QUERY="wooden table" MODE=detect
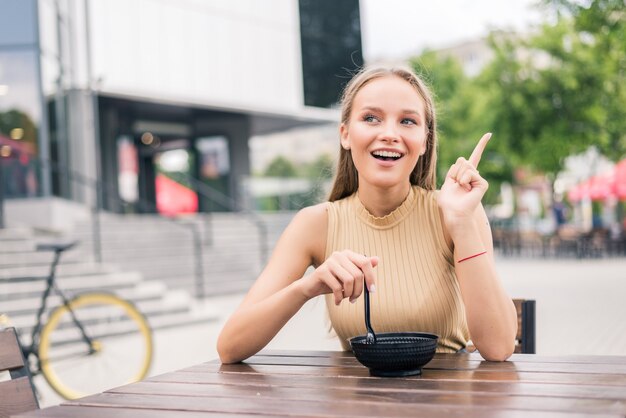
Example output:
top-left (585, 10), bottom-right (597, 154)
top-left (15, 350), bottom-right (626, 417)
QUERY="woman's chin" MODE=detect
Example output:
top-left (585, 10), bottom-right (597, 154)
top-left (361, 175), bottom-right (408, 190)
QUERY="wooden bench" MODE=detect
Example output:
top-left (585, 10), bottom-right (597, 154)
top-left (0, 327), bottom-right (39, 418)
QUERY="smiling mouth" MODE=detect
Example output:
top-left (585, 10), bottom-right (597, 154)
top-left (371, 151), bottom-right (403, 161)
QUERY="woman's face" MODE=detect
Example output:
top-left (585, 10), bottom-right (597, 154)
top-left (341, 75), bottom-right (428, 190)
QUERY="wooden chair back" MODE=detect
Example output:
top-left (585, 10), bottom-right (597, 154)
top-left (513, 299), bottom-right (536, 354)
top-left (0, 327), bottom-right (39, 418)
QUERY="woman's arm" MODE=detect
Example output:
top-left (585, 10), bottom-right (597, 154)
top-left (217, 203), bottom-right (377, 364)
top-left (446, 204), bottom-right (517, 361)
top-left (437, 133), bottom-right (517, 361)
top-left (216, 205), bottom-right (324, 364)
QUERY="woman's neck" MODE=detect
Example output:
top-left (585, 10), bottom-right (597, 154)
top-left (357, 182), bottom-right (411, 217)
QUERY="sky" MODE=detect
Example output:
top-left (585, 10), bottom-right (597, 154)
top-left (360, 0), bottom-right (545, 61)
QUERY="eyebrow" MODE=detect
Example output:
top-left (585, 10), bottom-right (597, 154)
top-left (360, 106), bottom-right (423, 117)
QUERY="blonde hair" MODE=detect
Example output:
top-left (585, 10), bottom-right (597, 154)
top-left (328, 67), bottom-right (438, 202)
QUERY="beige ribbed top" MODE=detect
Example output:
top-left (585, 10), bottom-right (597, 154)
top-left (324, 186), bottom-right (469, 353)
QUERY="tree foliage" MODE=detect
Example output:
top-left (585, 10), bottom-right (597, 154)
top-left (303, 153), bottom-right (335, 180)
top-left (410, 0), bottom-right (625, 197)
top-left (410, 49), bottom-right (513, 204)
top-left (263, 154), bottom-right (335, 180)
top-left (264, 156), bottom-right (298, 178)
top-left (0, 109), bottom-right (38, 146)
top-left (488, 0), bottom-right (626, 171)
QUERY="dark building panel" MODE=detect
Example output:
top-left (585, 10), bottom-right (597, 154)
top-left (299, 0), bottom-right (364, 108)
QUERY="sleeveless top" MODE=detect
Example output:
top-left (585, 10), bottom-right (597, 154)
top-left (324, 186), bottom-right (470, 353)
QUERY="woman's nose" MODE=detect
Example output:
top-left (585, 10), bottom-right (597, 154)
top-left (380, 122), bottom-right (400, 142)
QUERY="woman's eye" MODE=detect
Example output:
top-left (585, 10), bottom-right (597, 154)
top-left (401, 118), bottom-right (417, 125)
top-left (363, 115), bottom-right (379, 123)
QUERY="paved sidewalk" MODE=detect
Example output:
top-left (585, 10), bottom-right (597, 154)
top-left (36, 256), bottom-right (626, 407)
top-left (494, 257), bottom-right (626, 356)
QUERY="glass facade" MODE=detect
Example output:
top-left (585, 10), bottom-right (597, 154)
top-left (196, 136), bottom-right (231, 212)
top-left (0, 0), bottom-right (361, 220)
top-left (0, 0), bottom-right (43, 198)
top-left (39, 0), bottom-right (73, 200)
top-left (298, 0), bottom-right (364, 108)
top-left (0, 0), bottom-right (76, 200)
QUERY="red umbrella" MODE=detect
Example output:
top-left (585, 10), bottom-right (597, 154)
top-left (567, 183), bottom-right (581, 202)
top-left (589, 172), bottom-right (615, 201)
top-left (614, 159), bottom-right (626, 200)
top-left (567, 159), bottom-right (626, 202)
top-left (568, 179), bottom-right (591, 202)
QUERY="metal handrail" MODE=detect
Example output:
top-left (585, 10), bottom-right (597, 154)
top-left (27, 158), bottom-right (207, 298)
top-left (168, 172), bottom-right (269, 265)
top-left (4, 157), bottom-right (271, 298)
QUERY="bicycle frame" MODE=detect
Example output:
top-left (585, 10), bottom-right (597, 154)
top-left (22, 248), bottom-right (96, 374)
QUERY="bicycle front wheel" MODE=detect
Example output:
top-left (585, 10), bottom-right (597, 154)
top-left (39, 292), bottom-right (153, 399)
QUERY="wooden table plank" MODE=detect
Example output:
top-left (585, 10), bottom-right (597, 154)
top-left (149, 370), bottom-right (626, 400)
top-left (258, 350), bottom-right (626, 365)
top-left (14, 350), bottom-right (626, 418)
top-left (14, 406), bottom-right (262, 418)
top-left (186, 362), bottom-right (626, 386)
top-left (243, 354), bottom-right (626, 375)
top-left (63, 392), bottom-right (621, 418)
top-left (105, 380), bottom-right (626, 415)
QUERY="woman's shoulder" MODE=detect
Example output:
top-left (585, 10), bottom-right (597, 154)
top-left (290, 203), bottom-right (329, 266)
top-left (288, 202), bottom-right (331, 238)
top-left (294, 202), bottom-right (329, 223)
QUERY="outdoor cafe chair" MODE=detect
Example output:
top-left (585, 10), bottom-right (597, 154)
top-left (0, 327), bottom-right (39, 418)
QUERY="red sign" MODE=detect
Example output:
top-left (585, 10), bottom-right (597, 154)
top-left (155, 174), bottom-right (198, 216)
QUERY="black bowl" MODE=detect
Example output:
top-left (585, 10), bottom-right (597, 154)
top-left (349, 332), bottom-right (438, 377)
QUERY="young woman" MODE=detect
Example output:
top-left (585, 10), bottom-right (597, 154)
top-left (217, 67), bottom-right (517, 363)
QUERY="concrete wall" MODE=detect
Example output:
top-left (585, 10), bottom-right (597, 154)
top-left (6, 197), bottom-right (91, 231)
top-left (88, 0), bottom-right (304, 113)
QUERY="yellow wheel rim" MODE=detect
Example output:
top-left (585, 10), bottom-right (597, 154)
top-left (39, 293), bottom-right (153, 399)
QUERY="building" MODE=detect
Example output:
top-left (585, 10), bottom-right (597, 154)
top-left (0, 0), bottom-right (363, 228)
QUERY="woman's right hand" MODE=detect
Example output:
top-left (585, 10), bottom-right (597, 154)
top-left (298, 250), bottom-right (378, 305)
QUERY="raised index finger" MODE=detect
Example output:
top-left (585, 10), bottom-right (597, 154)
top-left (468, 132), bottom-right (492, 168)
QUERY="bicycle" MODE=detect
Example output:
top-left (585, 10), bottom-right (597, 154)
top-left (0, 241), bottom-right (153, 400)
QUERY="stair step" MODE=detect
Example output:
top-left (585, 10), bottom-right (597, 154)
top-left (14, 302), bottom-right (219, 349)
top-left (0, 250), bottom-right (85, 267)
top-left (0, 240), bottom-right (37, 253)
top-left (0, 228), bottom-right (34, 240)
top-left (0, 282), bottom-right (166, 317)
top-left (0, 272), bottom-right (143, 300)
top-left (65, 212), bottom-right (294, 298)
top-left (8, 289), bottom-right (195, 338)
top-left (0, 263), bottom-right (112, 281)
top-left (146, 309), bottom-right (218, 331)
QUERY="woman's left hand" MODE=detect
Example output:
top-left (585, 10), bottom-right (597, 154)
top-left (437, 133), bottom-right (491, 230)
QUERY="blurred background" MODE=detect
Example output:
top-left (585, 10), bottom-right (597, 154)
top-left (1, 0), bottom-right (625, 407)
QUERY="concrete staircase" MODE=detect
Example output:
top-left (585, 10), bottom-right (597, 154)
top-left (69, 211), bottom-right (296, 298)
top-left (0, 227), bottom-right (217, 345)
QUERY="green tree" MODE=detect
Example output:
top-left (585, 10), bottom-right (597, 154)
top-left (407, 0), bottom-right (625, 206)
top-left (303, 153), bottom-right (335, 180)
top-left (0, 109), bottom-right (38, 147)
top-left (483, 0), bottom-right (626, 174)
top-left (264, 156), bottom-right (298, 178)
top-left (410, 50), bottom-right (513, 204)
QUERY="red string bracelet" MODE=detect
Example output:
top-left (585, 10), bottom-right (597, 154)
top-left (457, 251), bottom-right (487, 264)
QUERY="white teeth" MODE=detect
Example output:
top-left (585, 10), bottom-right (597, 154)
top-left (372, 150), bottom-right (402, 158)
